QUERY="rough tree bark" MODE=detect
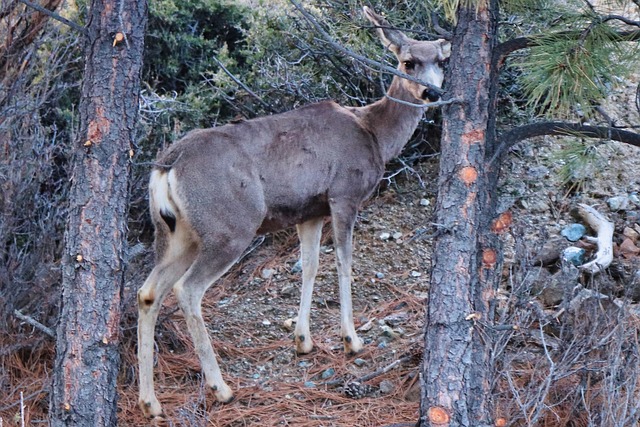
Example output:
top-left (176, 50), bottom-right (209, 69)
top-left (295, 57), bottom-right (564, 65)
top-left (420, 0), bottom-right (500, 426)
top-left (50, 1), bottom-right (147, 425)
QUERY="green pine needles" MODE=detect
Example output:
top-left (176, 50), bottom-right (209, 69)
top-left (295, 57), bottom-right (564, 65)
top-left (520, 16), bottom-right (636, 119)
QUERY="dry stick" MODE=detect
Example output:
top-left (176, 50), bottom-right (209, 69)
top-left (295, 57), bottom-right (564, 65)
top-left (17, 0), bottom-right (87, 35)
top-left (323, 354), bottom-right (413, 387)
top-left (13, 309), bottom-right (55, 338)
top-left (210, 57), bottom-right (275, 113)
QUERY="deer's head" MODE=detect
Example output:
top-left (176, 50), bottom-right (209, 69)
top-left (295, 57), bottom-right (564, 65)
top-left (364, 7), bottom-right (451, 103)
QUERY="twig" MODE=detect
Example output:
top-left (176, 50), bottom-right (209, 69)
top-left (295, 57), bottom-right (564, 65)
top-left (210, 57), bottom-right (275, 113)
top-left (288, 0), bottom-right (445, 97)
top-left (323, 354), bottom-right (413, 387)
top-left (13, 309), bottom-right (54, 338)
top-left (17, 0), bottom-right (87, 35)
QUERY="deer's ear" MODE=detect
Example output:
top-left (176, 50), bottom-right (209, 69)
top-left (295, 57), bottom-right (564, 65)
top-left (363, 6), bottom-right (409, 55)
top-left (438, 39), bottom-right (452, 60)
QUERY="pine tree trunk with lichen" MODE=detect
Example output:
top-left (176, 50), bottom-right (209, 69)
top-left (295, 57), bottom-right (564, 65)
top-left (419, 0), bottom-right (501, 425)
top-left (50, 1), bottom-right (147, 425)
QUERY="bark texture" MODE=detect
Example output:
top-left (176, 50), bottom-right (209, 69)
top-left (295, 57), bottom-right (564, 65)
top-left (420, 1), bottom-right (500, 426)
top-left (50, 1), bottom-right (146, 425)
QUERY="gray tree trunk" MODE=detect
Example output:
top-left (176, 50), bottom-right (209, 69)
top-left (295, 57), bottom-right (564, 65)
top-left (50, 1), bottom-right (147, 425)
top-left (420, 0), bottom-right (501, 425)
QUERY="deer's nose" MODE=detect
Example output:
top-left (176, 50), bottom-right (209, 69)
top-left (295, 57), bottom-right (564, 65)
top-left (422, 88), bottom-right (440, 103)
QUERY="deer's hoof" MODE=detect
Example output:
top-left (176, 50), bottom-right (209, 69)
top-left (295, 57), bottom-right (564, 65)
top-left (295, 334), bottom-right (314, 354)
top-left (139, 397), bottom-right (164, 419)
top-left (212, 382), bottom-right (234, 403)
top-left (343, 334), bottom-right (363, 355)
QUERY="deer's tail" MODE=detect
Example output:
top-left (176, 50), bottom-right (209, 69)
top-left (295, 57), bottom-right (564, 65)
top-left (149, 169), bottom-right (178, 233)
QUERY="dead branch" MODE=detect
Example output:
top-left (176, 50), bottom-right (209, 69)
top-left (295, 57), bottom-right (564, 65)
top-left (575, 203), bottom-right (614, 274)
top-left (18, 0), bottom-right (86, 34)
top-left (13, 309), bottom-right (55, 338)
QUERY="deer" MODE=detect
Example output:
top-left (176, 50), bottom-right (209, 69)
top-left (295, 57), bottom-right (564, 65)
top-left (137, 6), bottom-right (451, 418)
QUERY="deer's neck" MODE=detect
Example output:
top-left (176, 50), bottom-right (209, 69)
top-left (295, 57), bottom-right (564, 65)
top-left (357, 77), bottom-right (425, 164)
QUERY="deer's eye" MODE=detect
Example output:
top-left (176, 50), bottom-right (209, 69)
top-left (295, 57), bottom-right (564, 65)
top-left (403, 60), bottom-right (415, 70)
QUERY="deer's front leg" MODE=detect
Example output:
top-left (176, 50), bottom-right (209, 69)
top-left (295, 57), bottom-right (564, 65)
top-left (330, 201), bottom-right (363, 354)
top-left (294, 217), bottom-right (324, 354)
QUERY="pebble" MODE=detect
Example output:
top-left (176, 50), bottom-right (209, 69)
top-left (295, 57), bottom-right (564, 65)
top-left (291, 259), bottom-right (303, 273)
top-left (377, 340), bottom-right (388, 349)
top-left (354, 358), bottom-right (366, 367)
top-left (379, 232), bottom-right (391, 240)
top-left (282, 317), bottom-right (296, 331)
top-left (392, 232), bottom-right (403, 240)
top-left (304, 381), bottom-right (316, 388)
top-left (321, 368), bottom-right (335, 379)
top-left (375, 272), bottom-right (385, 279)
top-left (630, 193), bottom-right (640, 207)
top-left (410, 271), bottom-right (422, 277)
top-left (624, 227), bottom-right (640, 242)
top-left (607, 195), bottom-right (630, 211)
top-left (261, 268), bottom-right (275, 279)
top-left (383, 311), bottom-right (409, 326)
top-left (357, 318), bottom-right (375, 332)
top-left (379, 380), bottom-right (394, 394)
top-left (380, 325), bottom-right (399, 340)
top-left (299, 361), bottom-right (312, 368)
top-left (562, 247), bottom-right (586, 266)
top-left (262, 319), bottom-right (271, 326)
top-left (561, 223), bottom-right (586, 242)
top-left (419, 198), bottom-right (430, 207)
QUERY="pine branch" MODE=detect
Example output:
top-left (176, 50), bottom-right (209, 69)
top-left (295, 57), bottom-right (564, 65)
top-left (18, 0), bottom-right (87, 35)
top-left (491, 122), bottom-right (640, 163)
top-left (495, 29), bottom-right (640, 63)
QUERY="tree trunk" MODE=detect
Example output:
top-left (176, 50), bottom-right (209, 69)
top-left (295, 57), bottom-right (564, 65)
top-left (420, 0), bottom-right (500, 426)
top-left (50, 1), bottom-right (147, 425)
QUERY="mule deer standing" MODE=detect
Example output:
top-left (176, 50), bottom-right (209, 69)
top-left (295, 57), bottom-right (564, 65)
top-left (137, 6), bottom-right (451, 418)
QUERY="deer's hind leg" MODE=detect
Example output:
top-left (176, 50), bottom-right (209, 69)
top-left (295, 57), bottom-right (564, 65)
top-left (294, 217), bottom-right (324, 354)
top-left (172, 233), bottom-right (255, 403)
top-left (138, 253), bottom-right (194, 418)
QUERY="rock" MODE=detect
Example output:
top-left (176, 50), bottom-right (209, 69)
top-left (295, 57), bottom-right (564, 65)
top-left (383, 311), bottom-right (409, 326)
top-left (375, 272), bottom-right (385, 279)
top-left (562, 247), bottom-right (586, 266)
top-left (282, 317), bottom-right (297, 331)
top-left (379, 232), bottom-right (391, 240)
top-left (357, 318), bottom-right (375, 332)
top-left (379, 380), bottom-right (394, 394)
top-left (262, 319), bottom-right (271, 326)
top-left (630, 192), bottom-right (640, 207)
top-left (410, 271), bottom-right (422, 277)
top-left (623, 227), bottom-right (640, 243)
top-left (561, 223), bottom-right (586, 242)
top-left (392, 232), bottom-right (403, 240)
top-left (619, 238), bottom-right (640, 258)
top-left (290, 259), bottom-right (303, 273)
top-left (304, 381), bottom-right (316, 388)
top-left (420, 198), bottom-right (430, 207)
top-left (299, 361), bottom-right (312, 368)
top-left (321, 368), bottom-right (335, 379)
top-left (353, 358), bottom-right (366, 367)
top-left (280, 284), bottom-right (297, 298)
top-left (380, 325), bottom-right (400, 340)
top-left (607, 195), bottom-right (630, 211)
top-left (261, 268), bottom-right (276, 279)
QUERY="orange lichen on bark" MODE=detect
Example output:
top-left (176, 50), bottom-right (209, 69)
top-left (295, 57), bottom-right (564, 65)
top-left (86, 106), bottom-right (109, 144)
top-left (482, 248), bottom-right (497, 268)
top-left (461, 128), bottom-right (485, 145)
top-left (459, 166), bottom-right (478, 185)
top-left (427, 406), bottom-right (451, 425)
top-left (491, 211), bottom-right (512, 234)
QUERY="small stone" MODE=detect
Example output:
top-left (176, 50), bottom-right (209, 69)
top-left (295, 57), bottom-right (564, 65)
top-left (624, 227), bottom-right (640, 243)
top-left (357, 318), bottom-right (375, 332)
top-left (354, 358), bottom-right (366, 367)
top-left (261, 268), bottom-right (276, 279)
top-left (291, 259), bottom-right (303, 273)
top-left (280, 284), bottom-right (296, 298)
top-left (562, 246), bottom-right (586, 266)
top-left (379, 380), bottom-right (394, 394)
top-left (392, 232), bottom-right (403, 240)
top-left (321, 245), bottom-right (334, 253)
top-left (262, 319), bottom-right (271, 326)
top-left (375, 272), bottom-right (385, 279)
top-left (379, 232), bottom-right (391, 240)
top-left (321, 368), bottom-right (335, 379)
top-left (304, 381), bottom-right (316, 388)
top-left (607, 196), bottom-right (630, 211)
top-left (299, 361), bottom-right (312, 368)
top-left (561, 223), bottom-right (586, 242)
top-left (253, 373), bottom-right (260, 379)
top-left (282, 317), bottom-right (296, 331)
top-left (377, 340), bottom-right (388, 349)
top-left (380, 325), bottom-right (399, 340)
top-left (420, 198), bottom-right (430, 207)
top-left (630, 193), bottom-right (640, 207)
top-left (619, 238), bottom-right (640, 258)
top-left (410, 271), bottom-right (422, 277)
top-left (383, 311), bottom-right (409, 326)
